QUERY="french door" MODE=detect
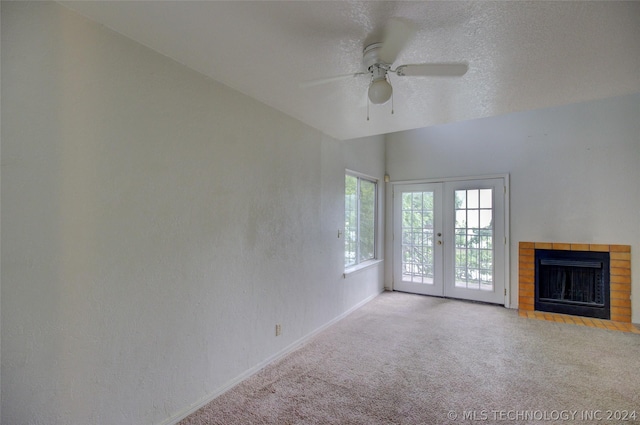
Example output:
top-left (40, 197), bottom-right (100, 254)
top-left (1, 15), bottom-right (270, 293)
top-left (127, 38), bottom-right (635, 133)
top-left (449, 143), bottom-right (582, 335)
top-left (393, 178), bottom-right (507, 305)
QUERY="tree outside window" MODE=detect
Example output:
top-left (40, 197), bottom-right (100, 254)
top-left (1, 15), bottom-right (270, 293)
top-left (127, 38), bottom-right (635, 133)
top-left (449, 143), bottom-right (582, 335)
top-left (345, 173), bottom-right (377, 268)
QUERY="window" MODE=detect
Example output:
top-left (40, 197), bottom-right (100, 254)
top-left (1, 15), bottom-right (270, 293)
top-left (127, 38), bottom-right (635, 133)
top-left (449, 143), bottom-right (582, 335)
top-left (345, 172), bottom-right (377, 268)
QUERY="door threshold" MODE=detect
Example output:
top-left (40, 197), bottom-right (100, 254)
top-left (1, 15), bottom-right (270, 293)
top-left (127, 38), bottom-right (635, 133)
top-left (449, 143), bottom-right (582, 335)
top-left (392, 290), bottom-right (505, 307)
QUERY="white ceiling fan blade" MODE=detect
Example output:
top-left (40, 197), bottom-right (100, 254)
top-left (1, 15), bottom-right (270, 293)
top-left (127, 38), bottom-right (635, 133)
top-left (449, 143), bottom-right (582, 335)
top-left (378, 18), bottom-right (417, 65)
top-left (395, 63), bottom-right (468, 77)
top-left (299, 72), bottom-right (368, 88)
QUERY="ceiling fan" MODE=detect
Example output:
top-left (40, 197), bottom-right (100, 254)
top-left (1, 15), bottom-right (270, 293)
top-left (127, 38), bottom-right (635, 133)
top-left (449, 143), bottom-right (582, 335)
top-left (301, 19), bottom-right (468, 109)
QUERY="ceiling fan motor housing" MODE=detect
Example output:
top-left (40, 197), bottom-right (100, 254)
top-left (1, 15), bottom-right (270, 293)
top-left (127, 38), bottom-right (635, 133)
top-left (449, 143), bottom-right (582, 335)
top-left (363, 43), bottom-right (388, 72)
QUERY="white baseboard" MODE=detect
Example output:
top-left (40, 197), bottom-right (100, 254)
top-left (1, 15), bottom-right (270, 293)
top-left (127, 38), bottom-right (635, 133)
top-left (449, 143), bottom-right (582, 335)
top-left (160, 290), bottom-right (383, 425)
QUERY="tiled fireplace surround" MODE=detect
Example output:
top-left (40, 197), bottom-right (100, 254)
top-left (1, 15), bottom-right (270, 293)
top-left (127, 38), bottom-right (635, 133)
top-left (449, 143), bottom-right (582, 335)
top-left (519, 242), bottom-right (632, 323)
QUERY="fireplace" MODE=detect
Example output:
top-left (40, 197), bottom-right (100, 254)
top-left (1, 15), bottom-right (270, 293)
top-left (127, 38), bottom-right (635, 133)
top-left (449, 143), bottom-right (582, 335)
top-left (535, 249), bottom-right (610, 319)
top-left (519, 242), bottom-right (631, 323)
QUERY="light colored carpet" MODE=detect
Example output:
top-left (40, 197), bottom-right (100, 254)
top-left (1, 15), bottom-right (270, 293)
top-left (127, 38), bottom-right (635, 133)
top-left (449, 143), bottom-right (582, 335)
top-left (179, 291), bottom-right (640, 424)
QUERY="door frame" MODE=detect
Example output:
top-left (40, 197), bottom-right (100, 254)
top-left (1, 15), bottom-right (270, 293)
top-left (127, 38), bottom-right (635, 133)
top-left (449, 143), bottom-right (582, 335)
top-left (390, 174), bottom-right (510, 307)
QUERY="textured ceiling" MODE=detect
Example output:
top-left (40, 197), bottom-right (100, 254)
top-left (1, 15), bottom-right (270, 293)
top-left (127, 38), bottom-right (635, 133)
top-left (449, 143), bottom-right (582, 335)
top-left (60, 1), bottom-right (640, 140)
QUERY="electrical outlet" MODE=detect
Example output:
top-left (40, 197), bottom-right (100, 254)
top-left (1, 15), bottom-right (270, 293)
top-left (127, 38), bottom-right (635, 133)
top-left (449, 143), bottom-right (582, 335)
top-left (275, 324), bottom-right (282, 336)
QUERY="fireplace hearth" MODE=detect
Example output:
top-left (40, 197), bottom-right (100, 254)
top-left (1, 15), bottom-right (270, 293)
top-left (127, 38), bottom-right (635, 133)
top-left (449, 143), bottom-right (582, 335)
top-left (535, 249), bottom-right (610, 319)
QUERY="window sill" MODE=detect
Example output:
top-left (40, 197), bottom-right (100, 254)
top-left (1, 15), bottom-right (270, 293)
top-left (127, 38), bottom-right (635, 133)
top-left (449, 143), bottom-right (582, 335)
top-left (344, 259), bottom-right (384, 278)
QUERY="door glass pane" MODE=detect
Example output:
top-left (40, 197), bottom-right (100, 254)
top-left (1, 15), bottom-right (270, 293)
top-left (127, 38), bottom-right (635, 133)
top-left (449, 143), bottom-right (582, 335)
top-left (467, 189), bottom-right (479, 208)
top-left (401, 191), bottom-right (434, 284)
top-left (454, 189), bottom-right (493, 290)
top-left (480, 189), bottom-right (492, 208)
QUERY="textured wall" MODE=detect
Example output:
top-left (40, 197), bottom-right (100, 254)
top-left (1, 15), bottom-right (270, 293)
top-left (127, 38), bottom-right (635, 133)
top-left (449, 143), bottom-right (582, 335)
top-left (385, 93), bottom-right (640, 322)
top-left (1, 3), bottom-right (384, 424)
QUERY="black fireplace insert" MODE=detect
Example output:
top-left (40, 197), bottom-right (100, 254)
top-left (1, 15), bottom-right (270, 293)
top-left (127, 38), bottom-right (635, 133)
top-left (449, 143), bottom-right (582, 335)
top-left (535, 249), bottom-right (610, 319)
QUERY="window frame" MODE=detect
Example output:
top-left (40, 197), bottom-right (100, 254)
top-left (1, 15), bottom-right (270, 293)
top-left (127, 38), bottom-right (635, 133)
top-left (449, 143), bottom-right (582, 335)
top-left (344, 170), bottom-right (379, 272)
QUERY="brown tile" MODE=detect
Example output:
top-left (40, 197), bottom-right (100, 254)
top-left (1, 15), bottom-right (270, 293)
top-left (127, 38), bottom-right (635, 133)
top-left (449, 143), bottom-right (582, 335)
top-left (611, 260), bottom-right (630, 269)
top-left (519, 242), bottom-right (535, 249)
top-left (519, 303), bottom-right (534, 312)
top-left (610, 244), bottom-right (631, 253)
top-left (519, 268), bottom-right (534, 278)
top-left (519, 288), bottom-right (534, 298)
top-left (611, 267), bottom-right (631, 277)
top-left (611, 306), bottom-right (631, 314)
top-left (519, 258), bottom-right (534, 267)
top-left (573, 318), bottom-right (586, 326)
top-left (535, 242), bottom-right (553, 249)
top-left (610, 288), bottom-right (631, 299)
top-left (519, 248), bottom-right (535, 257)
top-left (589, 244), bottom-right (610, 252)
top-left (610, 275), bottom-right (631, 285)
top-left (519, 276), bottom-right (534, 286)
top-left (610, 290), bottom-right (630, 300)
top-left (593, 321), bottom-right (608, 329)
top-left (611, 298), bottom-right (632, 308)
top-left (611, 302), bottom-right (632, 314)
top-left (611, 322), bottom-right (631, 331)
top-left (518, 283), bottom-right (536, 298)
top-left (611, 316), bottom-right (631, 324)
top-left (520, 249), bottom-right (534, 258)
top-left (611, 315), bottom-right (632, 323)
top-left (518, 297), bottom-right (533, 306)
top-left (610, 252), bottom-right (631, 261)
top-left (604, 322), bottom-right (619, 331)
top-left (571, 243), bottom-right (590, 251)
top-left (552, 243), bottom-right (572, 250)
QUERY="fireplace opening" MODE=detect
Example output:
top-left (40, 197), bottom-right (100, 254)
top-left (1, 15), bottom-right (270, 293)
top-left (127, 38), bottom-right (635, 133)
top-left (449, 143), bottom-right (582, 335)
top-left (535, 249), bottom-right (610, 319)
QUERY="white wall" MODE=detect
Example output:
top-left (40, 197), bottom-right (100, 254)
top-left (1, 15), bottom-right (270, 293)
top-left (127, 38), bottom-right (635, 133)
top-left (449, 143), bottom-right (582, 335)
top-left (0, 2), bottom-right (385, 424)
top-left (385, 93), bottom-right (640, 322)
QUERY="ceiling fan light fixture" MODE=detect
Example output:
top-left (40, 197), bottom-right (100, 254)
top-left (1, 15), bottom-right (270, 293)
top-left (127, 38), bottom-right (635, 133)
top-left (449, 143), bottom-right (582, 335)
top-left (301, 19), bottom-right (468, 115)
top-left (368, 77), bottom-right (393, 104)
